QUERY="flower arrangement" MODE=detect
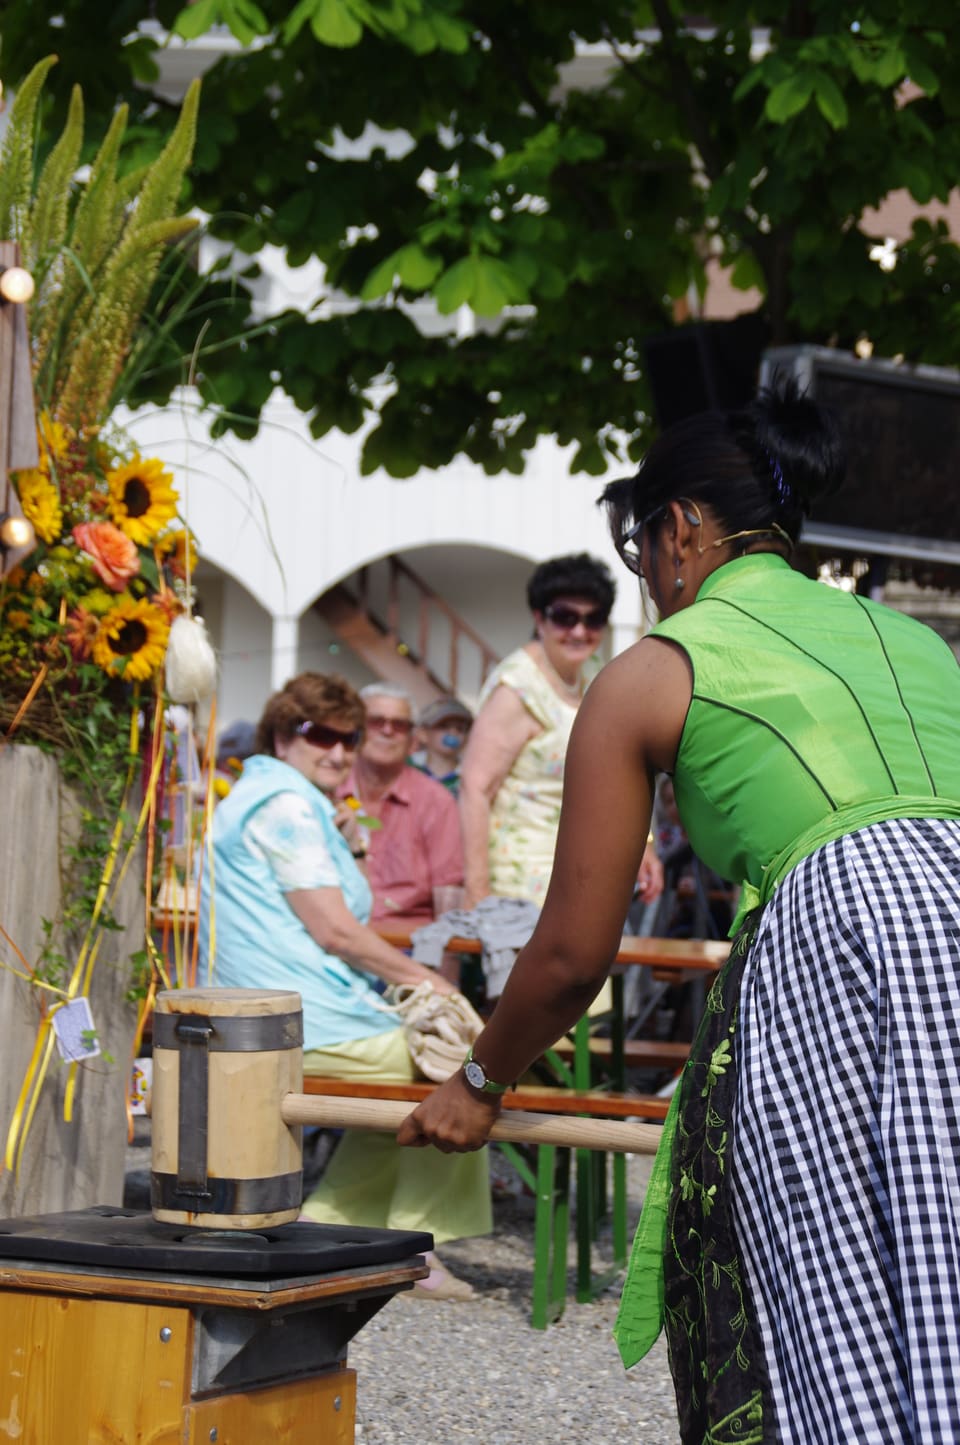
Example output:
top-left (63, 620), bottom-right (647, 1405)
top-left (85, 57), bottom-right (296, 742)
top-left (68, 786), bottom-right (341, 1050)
top-left (0, 57), bottom-right (202, 748)
top-left (2, 419), bottom-right (197, 734)
top-left (0, 57), bottom-right (207, 1183)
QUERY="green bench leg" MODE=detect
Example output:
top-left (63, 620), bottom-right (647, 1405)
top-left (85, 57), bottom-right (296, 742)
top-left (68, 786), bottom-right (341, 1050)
top-left (496, 1141), bottom-right (569, 1330)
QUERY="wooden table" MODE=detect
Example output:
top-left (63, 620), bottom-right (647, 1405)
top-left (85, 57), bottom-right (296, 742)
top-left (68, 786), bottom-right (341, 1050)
top-left (0, 1213), bottom-right (428, 1444)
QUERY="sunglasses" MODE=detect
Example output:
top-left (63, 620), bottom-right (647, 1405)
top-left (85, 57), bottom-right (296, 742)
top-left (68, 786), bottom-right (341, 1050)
top-left (543, 603), bottom-right (609, 631)
top-left (295, 719), bottom-right (362, 750)
top-left (365, 714), bottom-right (414, 735)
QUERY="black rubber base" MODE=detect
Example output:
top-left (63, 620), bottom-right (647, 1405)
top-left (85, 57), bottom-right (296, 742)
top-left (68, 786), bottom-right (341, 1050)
top-left (0, 1205), bottom-right (432, 1278)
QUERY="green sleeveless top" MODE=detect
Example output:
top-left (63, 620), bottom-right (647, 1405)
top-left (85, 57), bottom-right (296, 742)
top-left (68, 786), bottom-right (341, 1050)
top-left (653, 553), bottom-right (960, 921)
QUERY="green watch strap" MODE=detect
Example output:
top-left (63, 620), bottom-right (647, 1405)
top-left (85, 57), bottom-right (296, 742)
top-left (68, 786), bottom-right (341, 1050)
top-left (463, 1044), bottom-right (510, 1094)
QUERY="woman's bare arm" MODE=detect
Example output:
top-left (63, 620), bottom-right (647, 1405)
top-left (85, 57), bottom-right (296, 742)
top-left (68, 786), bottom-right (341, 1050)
top-left (458, 683), bottom-right (540, 906)
top-left (286, 888), bottom-right (456, 993)
top-left (398, 637), bottom-right (692, 1149)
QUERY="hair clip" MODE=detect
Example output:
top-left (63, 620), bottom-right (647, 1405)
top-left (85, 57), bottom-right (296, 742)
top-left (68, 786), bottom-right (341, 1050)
top-left (763, 447), bottom-right (791, 506)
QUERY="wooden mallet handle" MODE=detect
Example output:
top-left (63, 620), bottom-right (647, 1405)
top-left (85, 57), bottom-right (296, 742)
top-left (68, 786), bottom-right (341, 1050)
top-left (279, 1093), bottom-right (662, 1155)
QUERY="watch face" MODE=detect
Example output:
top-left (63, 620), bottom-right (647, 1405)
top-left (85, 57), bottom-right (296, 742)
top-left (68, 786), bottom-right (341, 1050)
top-left (464, 1059), bottom-right (486, 1089)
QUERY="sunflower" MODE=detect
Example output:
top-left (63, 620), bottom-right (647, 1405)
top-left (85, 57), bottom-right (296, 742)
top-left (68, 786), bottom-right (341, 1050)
top-left (15, 468), bottom-right (62, 544)
top-left (106, 456), bottom-right (178, 545)
top-left (92, 596), bottom-right (170, 681)
top-left (156, 526), bottom-right (198, 581)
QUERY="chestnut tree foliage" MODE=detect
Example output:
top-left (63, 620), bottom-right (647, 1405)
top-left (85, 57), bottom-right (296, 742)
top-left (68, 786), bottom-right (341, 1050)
top-left (3, 1), bottom-right (960, 475)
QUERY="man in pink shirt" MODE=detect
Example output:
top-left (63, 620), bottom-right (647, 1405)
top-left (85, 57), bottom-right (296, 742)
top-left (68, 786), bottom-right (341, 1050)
top-left (340, 684), bottom-right (464, 933)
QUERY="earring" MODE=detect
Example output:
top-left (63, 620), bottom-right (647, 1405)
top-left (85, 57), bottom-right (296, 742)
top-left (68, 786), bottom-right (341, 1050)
top-left (674, 576), bottom-right (685, 592)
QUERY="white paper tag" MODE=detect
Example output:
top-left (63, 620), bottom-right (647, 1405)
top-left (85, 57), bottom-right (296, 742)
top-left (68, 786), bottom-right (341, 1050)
top-left (51, 997), bottom-right (101, 1063)
top-left (130, 1057), bottom-right (153, 1115)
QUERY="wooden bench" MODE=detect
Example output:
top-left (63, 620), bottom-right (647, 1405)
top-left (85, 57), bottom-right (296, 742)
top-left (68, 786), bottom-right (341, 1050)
top-left (550, 1036), bottom-right (689, 1072)
top-left (302, 1074), bottom-right (669, 1329)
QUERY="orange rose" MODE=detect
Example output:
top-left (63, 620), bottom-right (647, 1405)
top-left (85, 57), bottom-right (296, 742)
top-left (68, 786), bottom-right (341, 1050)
top-left (72, 521), bottom-right (140, 591)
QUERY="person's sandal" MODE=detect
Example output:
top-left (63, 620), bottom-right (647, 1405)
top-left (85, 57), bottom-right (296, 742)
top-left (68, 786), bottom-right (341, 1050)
top-left (411, 1254), bottom-right (475, 1302)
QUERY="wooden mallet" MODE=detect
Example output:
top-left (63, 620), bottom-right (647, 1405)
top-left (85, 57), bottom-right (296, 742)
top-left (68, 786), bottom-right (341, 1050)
top-left (150, 988), bottom-right (662, 1231)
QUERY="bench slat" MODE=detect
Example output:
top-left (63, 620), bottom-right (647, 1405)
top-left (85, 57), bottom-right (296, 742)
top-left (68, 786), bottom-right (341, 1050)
top-left (301, 1075), bottom-right (669, 1121)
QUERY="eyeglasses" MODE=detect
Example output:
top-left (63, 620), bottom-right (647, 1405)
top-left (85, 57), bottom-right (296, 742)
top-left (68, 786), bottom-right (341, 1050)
top-left (617, 506), bottom-right (669, 577)
top-left (543, 603), bottom-right (609, 631)
top-left (618, 497), bottom-right (792, 576)
top-left (365, 714), bottom-right (414, 736)
top-left (295, 720), bottom-right (362, 750)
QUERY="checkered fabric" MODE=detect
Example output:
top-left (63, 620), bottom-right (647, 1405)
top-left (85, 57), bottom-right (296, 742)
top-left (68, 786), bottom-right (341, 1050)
top-left (732, 818), bottom-right (960, 1444)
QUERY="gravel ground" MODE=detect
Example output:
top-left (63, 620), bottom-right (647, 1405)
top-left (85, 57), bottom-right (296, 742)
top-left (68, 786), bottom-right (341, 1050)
top-left (350, 1153), bottom-right (680, 1445)
top-left (125, 1126), bottom-right (680, 1444)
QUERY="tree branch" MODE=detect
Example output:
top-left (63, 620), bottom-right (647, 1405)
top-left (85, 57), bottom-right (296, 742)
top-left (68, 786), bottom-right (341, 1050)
top-left (648, 0), bottom-right (725, 182)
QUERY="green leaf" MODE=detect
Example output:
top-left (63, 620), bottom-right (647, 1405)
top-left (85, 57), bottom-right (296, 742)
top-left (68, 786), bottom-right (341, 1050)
top-left (403, 17), bottom-right (438, 54)
top-left (764, 71), bottom-right (816, 124)
top-left (730, 250), bottom-right (767, 294)
top-left (433, 256), bottom-right (477, 313)
top-left (570, 439), bottom-right (607, 475)
top-left (222, 0), bottom-right (270, 44)
top-left (429, 11), bottom-right (471, 55)
top-left (468, 256), bottom-right (529, 316)
top-left (310, 0), bottom-right (364, 46)
top-left (361, 242), bottom-right (443, 298)
top-left (814, 73), bottom-right (848, 130)
top-left (282, 0), bottom-right (320, 41)
top-left (732, 65), bottom-right (767, 103)
top-left (873, 45), bottom-right (905, 88)
top-left (396, 243), bottom-right (444, 289)
top-left (173, 0), bottom-right (220, 40)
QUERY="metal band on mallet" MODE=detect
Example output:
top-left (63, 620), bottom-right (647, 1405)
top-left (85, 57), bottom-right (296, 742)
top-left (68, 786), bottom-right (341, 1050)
top-left (279, 1093), bottom-right (663, 1155)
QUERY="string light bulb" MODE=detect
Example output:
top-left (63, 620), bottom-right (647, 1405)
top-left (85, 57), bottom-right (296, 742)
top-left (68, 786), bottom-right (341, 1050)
top-left (0, 266), bottom-right (35, 304)
top-left (0, 512), bottom-right (36, 553)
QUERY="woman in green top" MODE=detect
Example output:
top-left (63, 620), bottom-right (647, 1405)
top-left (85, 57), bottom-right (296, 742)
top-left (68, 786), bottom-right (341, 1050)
top-left (399, 378), bottom-right (960, 1444)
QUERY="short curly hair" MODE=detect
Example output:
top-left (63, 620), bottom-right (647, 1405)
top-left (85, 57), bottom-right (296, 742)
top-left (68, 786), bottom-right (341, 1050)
top-left (525, 553), bottom-right (616, 616)
top-left (254, 672), bottom-right (366, 757)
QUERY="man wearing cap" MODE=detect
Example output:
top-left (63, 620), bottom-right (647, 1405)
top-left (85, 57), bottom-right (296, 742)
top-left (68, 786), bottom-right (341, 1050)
top-left (410, 696), bottom-right (473, 797)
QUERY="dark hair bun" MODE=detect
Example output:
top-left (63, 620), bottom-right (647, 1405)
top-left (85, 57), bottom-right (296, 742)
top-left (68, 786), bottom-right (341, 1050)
top-left (749, 372), bottom-right (846, 508)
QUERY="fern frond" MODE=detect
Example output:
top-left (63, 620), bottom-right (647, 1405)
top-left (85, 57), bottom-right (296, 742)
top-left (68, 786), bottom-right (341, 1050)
top-left (25, 84), bottom-right (84, 275)
top-left (0, 54), bottom-right (58, 239)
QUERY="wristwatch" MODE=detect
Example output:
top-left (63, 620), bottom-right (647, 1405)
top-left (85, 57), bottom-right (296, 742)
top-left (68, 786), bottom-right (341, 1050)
top-left (462, 1044), bottom-right (511, 1095)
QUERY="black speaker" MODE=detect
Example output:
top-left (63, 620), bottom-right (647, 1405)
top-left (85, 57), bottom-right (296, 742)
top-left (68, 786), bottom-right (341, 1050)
top-left (643, 314), bottom-right (771, 429)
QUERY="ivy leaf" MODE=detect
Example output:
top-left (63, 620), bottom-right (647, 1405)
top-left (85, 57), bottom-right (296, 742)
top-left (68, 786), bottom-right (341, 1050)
top-left (814, 73), bottom-right (848, 130)
top-left (765, 71), bottom-right (816, 123)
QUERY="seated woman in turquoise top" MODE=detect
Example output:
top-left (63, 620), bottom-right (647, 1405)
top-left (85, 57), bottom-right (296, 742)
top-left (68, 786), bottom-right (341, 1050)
top-left (199, 672), bottom-right (490, 1301)
top-left (399, 380), bottom-right (960, 1441)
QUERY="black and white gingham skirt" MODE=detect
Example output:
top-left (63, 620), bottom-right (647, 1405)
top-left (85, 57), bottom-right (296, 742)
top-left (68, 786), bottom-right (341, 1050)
top-left (731, 818), bottom-right (960, 1443)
